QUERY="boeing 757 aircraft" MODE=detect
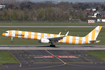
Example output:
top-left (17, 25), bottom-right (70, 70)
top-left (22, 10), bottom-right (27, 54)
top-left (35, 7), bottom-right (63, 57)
top-left (2, 26), bottom-right (102, 47)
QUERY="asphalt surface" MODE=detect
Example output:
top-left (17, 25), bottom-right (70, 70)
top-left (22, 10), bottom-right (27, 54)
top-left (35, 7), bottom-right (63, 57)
top-left (0, 26), bottom-right (105, 27)
top-left (0, 50), bottom-right (105, 70)
top-left (0, 45), bottom-right (105, 50)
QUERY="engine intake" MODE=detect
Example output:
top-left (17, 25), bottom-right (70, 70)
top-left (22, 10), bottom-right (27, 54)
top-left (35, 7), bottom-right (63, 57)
top-left (39, 38), bottom-right (50, 43)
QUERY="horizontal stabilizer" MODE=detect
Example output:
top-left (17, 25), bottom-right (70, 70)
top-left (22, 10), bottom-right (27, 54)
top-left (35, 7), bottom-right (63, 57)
top-left (89, 40), bottom-right (100, 43)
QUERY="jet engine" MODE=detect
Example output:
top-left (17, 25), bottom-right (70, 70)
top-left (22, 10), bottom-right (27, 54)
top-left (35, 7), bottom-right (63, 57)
top-left (39, 38), bottom-right (50, 43)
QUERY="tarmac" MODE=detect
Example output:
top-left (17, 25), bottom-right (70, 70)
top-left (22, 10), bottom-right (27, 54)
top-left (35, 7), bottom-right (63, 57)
top-left (0, 45), bottom-right (105, 70)
top-left (0, 26), bottom-right (105, 28)
top-left (0, 45), bottom-right (105, 50)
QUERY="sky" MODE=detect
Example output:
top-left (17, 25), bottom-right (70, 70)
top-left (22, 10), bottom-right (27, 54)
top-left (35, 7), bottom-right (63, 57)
top-left (29, 0), bottom-right (105, 3)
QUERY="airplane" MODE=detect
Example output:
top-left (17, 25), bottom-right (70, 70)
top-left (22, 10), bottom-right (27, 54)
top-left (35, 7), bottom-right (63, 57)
top-left (2, 26), bottom-right (102, 47)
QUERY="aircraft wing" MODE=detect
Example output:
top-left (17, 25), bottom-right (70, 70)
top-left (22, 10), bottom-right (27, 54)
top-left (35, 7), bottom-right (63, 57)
top-left (48, 31), bottom-right (69, 42)
top-left (48, 36), bottom-right (64, 41)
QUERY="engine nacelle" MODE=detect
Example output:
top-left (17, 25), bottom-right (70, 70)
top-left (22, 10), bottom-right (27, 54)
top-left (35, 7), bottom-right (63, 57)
top-left (39, 38), bottom-right (50, 43)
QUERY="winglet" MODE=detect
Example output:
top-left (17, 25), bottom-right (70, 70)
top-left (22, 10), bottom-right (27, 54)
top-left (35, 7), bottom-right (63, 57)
top-left (59, 32), bottom-right (61, 35)
top-left (64, 31), bottom-right (69, 37)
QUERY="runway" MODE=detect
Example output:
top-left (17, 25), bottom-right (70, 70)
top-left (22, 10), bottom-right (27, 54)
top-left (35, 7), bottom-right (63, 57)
top-left (0, 50), bottom-right (105, 70)
top-left (0, 26), bottom-right (105, 28)
top-left (0, 45), bottom-right (105, 50)
top-left (0, 46), bottom-right (105, 70)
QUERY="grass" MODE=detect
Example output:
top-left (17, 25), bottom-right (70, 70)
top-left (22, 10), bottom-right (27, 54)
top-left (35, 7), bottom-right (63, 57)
top-left (0, 51), bottom-right (19, 66)
top-left (0, 22), bottom-right (105, 26)
top-left (0, 64), bottom-right (2, 66)
top-left (0, 27), bottom-right (104, 45)
top-left (87, 51), bottom-right (105, 61)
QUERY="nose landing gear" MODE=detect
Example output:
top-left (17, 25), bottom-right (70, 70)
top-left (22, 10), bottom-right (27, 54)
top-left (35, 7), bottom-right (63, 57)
top-left (11, 37), bottom-right (13, 43)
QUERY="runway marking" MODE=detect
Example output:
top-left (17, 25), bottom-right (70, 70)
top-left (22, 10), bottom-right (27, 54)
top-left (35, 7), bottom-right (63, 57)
top-left (28, 55), bottom-right (80, 56)
top-left (0, 26), bottom-right (100, 28)
top-left (21, 63), bottom-right (65, 70)
top-left (33, 56), bottom-right (54, 58)
top-left (67, 62), bottom-right (93, 64)
top-left (0, 47), bottom-right (9, 48)
top-left (67, 63), bottom-right (105, 68)
top-left (35, 62), bottom-right (93, 64)
top-left (1, 46), bottom-right (105, 50)
top-left (35, 62), bottom-right (62, 64)
top-left (58, 56), bottom-right (79, 58)
top-left (45, 49), bottom-right (66, 64)
top-left (30, 55), bottom-right (80, 58)
top-left (28, 55), bottom-right (51, 56)
top-left (28, 55), bottom-right (80, 57)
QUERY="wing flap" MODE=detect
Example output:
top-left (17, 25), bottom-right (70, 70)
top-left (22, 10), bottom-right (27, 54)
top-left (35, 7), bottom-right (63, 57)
top-left (48, 31), bottom-right (69, 41)
top-left (48, 36), bottom-right (63, 41)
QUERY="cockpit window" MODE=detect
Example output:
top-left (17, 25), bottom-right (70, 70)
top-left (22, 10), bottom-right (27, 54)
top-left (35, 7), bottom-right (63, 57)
top-left (5, 31), bottom-right (8, 33)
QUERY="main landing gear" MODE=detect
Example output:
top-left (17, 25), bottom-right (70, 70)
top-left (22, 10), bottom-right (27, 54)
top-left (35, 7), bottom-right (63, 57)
top-left (50, 41), bottom-right (56, 47)
top-left (50, 45), bottom-right (56, 47)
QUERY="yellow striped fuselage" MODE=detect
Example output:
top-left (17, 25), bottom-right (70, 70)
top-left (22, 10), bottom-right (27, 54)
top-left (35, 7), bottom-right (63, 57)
top-left (2, 30), bottom-right (98, 44)
top-left (2, 26), bottom-right (102, 45)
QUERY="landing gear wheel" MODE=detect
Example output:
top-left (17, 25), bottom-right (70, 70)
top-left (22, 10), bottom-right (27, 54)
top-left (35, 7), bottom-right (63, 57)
top-left (50, 45), bottom-right (56, 47)
top-left (11, 41), bottom-right (13, 43)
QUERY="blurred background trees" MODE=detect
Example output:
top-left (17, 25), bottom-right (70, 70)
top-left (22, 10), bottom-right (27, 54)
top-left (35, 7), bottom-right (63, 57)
top-left (0, 0), bottom-right (104, 21)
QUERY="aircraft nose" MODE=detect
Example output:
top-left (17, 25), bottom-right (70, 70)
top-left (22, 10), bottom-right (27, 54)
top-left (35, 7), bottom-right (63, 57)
top-left (2, 33), bottom-right (5, 36)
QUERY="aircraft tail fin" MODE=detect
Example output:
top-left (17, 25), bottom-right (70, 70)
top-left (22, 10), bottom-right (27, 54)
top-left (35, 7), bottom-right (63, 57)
top-left (85, 26), bottom-right (102, 41)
